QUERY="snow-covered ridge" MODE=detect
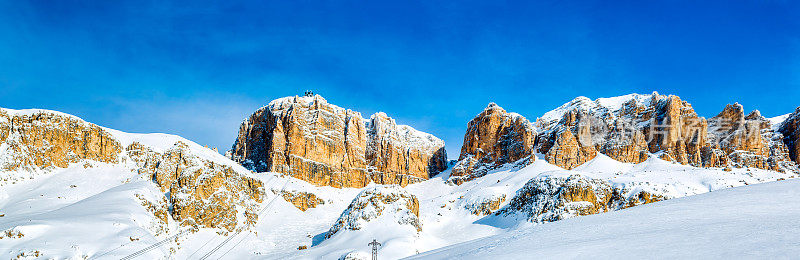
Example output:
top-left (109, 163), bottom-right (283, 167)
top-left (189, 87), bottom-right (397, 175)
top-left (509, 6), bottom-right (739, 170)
top-left (367, 112), bottom-right (445, 153)
top-left (0, 107), bottom-right (92, 126)
top-left (536, 92), bottom-right (659, 128)
top-left (0, 107), bottom-right (231, 164)
top-left (769, 113), bottom-right (792, 130)
top-left (262, 94), bottom-right (443, 144)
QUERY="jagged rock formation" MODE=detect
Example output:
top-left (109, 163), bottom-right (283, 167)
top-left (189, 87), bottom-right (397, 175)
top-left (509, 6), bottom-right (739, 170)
top-left (534, 93), bottom-right (710, 169)
top-left (450, 93), bottom-right (798, 185)
top-left (0, 109), bottom-right (121, 173)
top-left (706, 104), bottom-right (791, 171)
top-left (326, 185), bottom-right (421, 238)
top-left (127, 141), bottom-right (265, 232)
top-left (779, 107), bottom-right (800, 163)
top-left (450, 103), bottom-right (535, 184)
top-left (230, 95), bottom-right (447, 188)
top-left (497, 174), bottom-right (665, 222)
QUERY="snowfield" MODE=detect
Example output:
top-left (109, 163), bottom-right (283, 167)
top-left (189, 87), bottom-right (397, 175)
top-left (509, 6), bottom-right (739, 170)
top-left (409, 178), bottom-right (800, 259)
top-left (1, 148), bottom-right (797, 259)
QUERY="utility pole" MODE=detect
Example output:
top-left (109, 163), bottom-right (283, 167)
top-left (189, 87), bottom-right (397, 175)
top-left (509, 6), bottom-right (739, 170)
top-left (368, 239), bottom-right (381, 260)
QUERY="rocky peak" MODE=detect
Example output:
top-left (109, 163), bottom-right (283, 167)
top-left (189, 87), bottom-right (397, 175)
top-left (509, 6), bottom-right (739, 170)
top-left (230, 95), bottom-right (447, 188)
top-left (714, 103), bottom-right (745, 122)
top-left (450, 103), bottom-right (535, 183)
top-left (451, 94), bottom-right (798, 179)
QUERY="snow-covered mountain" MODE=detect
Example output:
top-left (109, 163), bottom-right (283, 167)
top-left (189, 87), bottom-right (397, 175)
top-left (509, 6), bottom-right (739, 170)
top-left (1, 93), bottom-right (799, 259)
top-left (409, 178), bottom-right (800, 259)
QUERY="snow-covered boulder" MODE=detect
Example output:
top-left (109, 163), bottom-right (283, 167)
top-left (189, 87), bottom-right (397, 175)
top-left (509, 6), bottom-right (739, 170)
top-left (326, 185), bottom-right (421, 238)
top-left (497, 172), bottom-right (668, 222)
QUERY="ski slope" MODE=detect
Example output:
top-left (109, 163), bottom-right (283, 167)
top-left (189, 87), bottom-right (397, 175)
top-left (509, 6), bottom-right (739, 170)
top-left (409, 178), bottom-right (800, 259)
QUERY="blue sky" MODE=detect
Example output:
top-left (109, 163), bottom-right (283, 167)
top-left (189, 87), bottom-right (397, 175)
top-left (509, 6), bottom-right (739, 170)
top-left (1, 0), bottom-right (798, 159)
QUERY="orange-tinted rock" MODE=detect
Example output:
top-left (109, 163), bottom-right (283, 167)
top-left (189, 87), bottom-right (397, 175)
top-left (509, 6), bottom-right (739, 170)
top-left (231, 95), bottom-right (446, 188)
top-left (707, 104), bottom-right (792, 171)
top-left (450, 103), bottom-right (535, 182)
top-left (0, 109), bottom-right (121, 172)
top-left (130, 141), bottom-right (265, 232)
top-left (539, 110), bottom-right (598, 170)
top-left (638, 95), bottom-right (708, 166)
top-left (366, 112), bottom-right (448, 185)
top-left (530, 93), bottom-right (798, 171)
top-left (498, 174), bottom-right (667, 222)
top-left (280, 190), bottom-right (325, 211)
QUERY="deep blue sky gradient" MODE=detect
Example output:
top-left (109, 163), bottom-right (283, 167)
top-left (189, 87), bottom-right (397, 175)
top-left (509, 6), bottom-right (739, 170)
top-left (1, 0), bottom-right (798, 159)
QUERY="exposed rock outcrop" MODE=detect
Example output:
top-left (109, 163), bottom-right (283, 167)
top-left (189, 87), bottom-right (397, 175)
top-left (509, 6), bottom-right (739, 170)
top-left (0, 109), bottom-right (121, 173)
top-left (279, 190), bottom-right (325, 211)
top-left (230, 95), bottom-right (447, 188)
top-left (127, 141), bottom-right (265, 233)
top-left (326, 185), bottom-right (421, 238)
top-left (706, 104), bottom-right (791, 171)
top-left (465, 194), bottom-right (507, 216)
top-left (366, 112), bottom-right (448, 186)
top-left (497, 174), bottom-right (665, 222)
top-left (534, 93), bottom-right (710, 169)
top-left (450, 103), bottom-right (535, 184)
top-left (779, 107), bottom-right (800, 164)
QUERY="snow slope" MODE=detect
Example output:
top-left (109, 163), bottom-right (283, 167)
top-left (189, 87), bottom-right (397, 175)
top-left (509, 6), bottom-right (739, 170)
top-left (1, 106), bottom-right (798, 259)
top-left (409, 178), bottom-right (800, 259)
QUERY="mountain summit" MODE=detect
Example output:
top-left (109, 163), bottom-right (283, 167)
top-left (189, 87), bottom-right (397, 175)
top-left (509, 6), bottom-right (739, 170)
top-left (229, 94), bottom-right (447, 188)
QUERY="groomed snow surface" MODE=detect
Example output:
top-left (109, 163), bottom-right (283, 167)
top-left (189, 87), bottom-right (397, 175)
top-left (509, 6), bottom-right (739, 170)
top-left (410, 178), bottom-right (800, 259)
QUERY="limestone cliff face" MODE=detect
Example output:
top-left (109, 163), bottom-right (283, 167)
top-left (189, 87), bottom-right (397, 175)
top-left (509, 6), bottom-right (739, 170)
top-left (534, 93), bottom-right (710, 169)
top-left (230, 95), bottom-right (447, 188)
top-left (450, 103), bottom-right (535, 183)
top-left (0, 109), bottom-right (121, 173)
top-left (451, 93), bottom-right (797, 178)
top-left (706, 104), bottom-right (791, 171)
top-left (779, 107), bottom-right (800, 164)
top-left (366, 112), bottom-right (448, 186)
top-left (539, 109), bottom-right (599, 170)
